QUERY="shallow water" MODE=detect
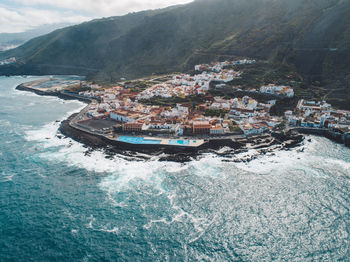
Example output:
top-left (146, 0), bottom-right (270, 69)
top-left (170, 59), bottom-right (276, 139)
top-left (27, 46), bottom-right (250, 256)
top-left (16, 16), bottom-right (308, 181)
top-left (0, 76), bottom-right (349, 261)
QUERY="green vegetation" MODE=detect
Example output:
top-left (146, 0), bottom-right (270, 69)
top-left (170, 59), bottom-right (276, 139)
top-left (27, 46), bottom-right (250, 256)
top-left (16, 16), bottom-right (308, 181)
top-left (0, 23), bottom-right (72, 51)
top-left (223, 62), bottom-right (301, 89)
top-left (66, 85), bottom-right (91, 93)
top-left (204, 109), bottom-right (226, 118)
top-left (269, 98), bottom-right (299, 116)
top-left (139, 95), bottom-right (206, 107)
top-left (209, 87), bottom-right (278, 103)
top-left (229, 122), bottom-right (242, 134)
top-left (125, 80), bottom-right (153, 92)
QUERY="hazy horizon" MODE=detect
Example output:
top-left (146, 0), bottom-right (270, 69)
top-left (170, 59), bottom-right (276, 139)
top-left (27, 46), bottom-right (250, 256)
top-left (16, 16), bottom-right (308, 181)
top-left (0, 0), bottom-right (194, 33)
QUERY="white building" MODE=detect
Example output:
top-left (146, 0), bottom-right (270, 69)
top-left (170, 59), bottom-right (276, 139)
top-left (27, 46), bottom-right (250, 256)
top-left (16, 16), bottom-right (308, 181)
top-left (210, 126), bottom-right (225, 135)
top-left (110, 112), bottom-right (132, 122)
top-left (260, 84), bottom-right (294, 97)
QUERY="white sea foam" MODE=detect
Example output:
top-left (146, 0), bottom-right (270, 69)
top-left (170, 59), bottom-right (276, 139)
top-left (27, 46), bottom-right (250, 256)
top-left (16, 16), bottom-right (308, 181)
top-left (24, 102), bottom-right (85, 145)
top-left (22, 97), bottom-right (350, 227)
top-left (233, 137), bottom-right (350, 177)
top-left (318, 157), bottom-right (350, 175)
top-left (0, 119), bottom-right (11, 127)
top-left (0, 172), bottom-right (15, 182)
top-left (24, 108), bottom-right (224, 190)
top-left (98, 227), bottom-right (119, 234)
top-left (87, 215), bottom-right (96, 229)
top-left (25, 121), bottom-right (61, 143)
top-left (12, 88), bottom-right (39, 97)
top-left (98, 153), bottom-right (226, 200)
top-left (20, 117), bottom-right (333, 187)
top-left (187, 154), bottom-right (223, 177)
top-left (143, 188), bottom-right (213, 241)
top-left (86, 214), bottom-right (119, 234)
top-left (99, 160), bottom-right (176, 193)
top-left (24, 115), bottom-right (174, 178)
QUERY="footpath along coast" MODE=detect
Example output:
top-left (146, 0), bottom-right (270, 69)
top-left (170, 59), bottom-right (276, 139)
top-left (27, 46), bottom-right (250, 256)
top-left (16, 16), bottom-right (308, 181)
top-left (16, 79), bottom-right (93, 103)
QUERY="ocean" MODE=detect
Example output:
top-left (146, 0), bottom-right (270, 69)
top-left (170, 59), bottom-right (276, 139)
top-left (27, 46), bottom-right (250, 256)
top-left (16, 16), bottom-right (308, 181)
top-left (0, 76), bottom-right (349, 261)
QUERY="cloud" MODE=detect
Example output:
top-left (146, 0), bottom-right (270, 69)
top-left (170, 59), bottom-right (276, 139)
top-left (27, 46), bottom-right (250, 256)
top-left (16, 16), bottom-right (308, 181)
top-left (0, 0), bottom-right (193, 33)
top-left (13, 0), bottom-right (194, 16)
top-left (0, 6), bottom-right (90, 33)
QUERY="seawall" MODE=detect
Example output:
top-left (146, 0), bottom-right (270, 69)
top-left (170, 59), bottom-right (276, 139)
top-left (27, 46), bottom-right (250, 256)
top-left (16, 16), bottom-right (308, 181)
top-left (59, 115), bottom-right (206, 155)
top-left (345, 133), bottom-right (350, 147)
top-left (16, 84), bottom-right (92, 104)
top-left (293, 127), bottom-right (350, 148)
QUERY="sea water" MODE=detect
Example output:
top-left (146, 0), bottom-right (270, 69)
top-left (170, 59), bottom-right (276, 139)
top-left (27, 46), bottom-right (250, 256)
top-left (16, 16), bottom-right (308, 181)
top-left (0, 76), bottom-right (349, 261)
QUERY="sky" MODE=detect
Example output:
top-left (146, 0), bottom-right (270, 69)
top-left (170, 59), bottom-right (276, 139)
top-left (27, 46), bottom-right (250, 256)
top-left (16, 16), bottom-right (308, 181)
top-left (0, 0), bottom-right (194, 33)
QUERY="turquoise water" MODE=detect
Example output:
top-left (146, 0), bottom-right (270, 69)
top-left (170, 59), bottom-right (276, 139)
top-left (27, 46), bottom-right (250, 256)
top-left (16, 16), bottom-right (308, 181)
top-left (0, 76), bottom-right (349, 261)
top-left (117, 136), bottom-right (162, 144)
top-left (116, 137), bottom-right (194, 146)
top-left (168, 140), bottom-right (191, 146)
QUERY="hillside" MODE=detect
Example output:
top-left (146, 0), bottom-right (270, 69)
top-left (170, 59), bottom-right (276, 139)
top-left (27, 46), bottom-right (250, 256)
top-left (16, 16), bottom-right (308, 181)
top-left (0, 23), bottom-right (72, 51)
top-left (0, 0), bottom-right (349, 107)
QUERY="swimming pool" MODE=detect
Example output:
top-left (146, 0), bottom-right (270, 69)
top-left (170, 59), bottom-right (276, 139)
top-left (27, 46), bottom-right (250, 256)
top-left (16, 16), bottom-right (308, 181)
top-left (117, 136), bottom-right (162, 145)
top-left (167, 140), bottom-right (191, 146)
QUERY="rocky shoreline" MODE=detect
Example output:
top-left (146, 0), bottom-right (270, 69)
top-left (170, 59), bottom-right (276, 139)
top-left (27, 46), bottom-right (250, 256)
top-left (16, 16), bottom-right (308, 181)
top-left (291, 127), bottom-right (350, 149)
top-left (17, 82), bottom-right (306, 162)
top-left (16, 83), bottom-right (92, 104)
top-left (59, 113), bottom-right (305, 162)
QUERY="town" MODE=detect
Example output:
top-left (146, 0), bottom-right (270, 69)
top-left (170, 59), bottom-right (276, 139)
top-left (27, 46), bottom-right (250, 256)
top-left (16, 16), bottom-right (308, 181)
top-left (0, 57), bottom-right (16, 66)
top-left (76, 59), bottom-right (291, 137)
top-left (286, 99), bottom-right (350, 133)
top-left (61, 60), bottom-right (349, 138)
top-left (16, 59), bottom-right (350, 148)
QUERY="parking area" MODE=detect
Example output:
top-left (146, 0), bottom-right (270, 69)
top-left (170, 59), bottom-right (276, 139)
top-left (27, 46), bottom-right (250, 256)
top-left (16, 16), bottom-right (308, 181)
top-left (79, 118), bottom-right (118, 131)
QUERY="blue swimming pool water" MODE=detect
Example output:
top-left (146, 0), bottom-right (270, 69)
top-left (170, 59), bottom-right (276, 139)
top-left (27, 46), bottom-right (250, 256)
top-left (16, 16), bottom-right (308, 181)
top-left (168, 139), bottom-right (191, 145)
top-left (117, 136), bottom-right (162, 144)
top-left (117, 137), bottom-right (194, 146)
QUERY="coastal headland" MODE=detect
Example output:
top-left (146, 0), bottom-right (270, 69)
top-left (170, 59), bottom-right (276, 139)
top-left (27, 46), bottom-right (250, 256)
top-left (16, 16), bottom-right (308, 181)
top-left (16, 79), bottom-right (306, 161)
top-left (16, 79), bottom-right (92, 104)
top-left (15, 70), bottom-right (350, 161)
top-left (58, 113), bottom-right (304, 162)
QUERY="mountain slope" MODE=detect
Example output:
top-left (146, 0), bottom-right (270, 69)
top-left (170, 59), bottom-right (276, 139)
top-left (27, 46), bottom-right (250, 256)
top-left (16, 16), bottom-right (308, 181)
top-left (0, 23), bottom-right (73, 51)
top-left (1, 0), bottom-right (349, 106)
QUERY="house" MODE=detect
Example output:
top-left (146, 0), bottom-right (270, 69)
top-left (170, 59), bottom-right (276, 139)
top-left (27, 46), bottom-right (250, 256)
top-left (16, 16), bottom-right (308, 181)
top-left (193, 121), bottom-right (211, 135)
top-left (239, 124), bottom-right (267, 136)
top-left (88, 111), bottom-right (105, 119)
top-left (110, 111), bottom-right (132, 122)
top-left (122, 122), bottom-right (143, 132)
top-left (148, 122), bottom-right (173, 130)
top-left (210, 125), bottom-right (225, 135)
top-left (285, 111), bottom-right (293, 118)
top-left (260, 84), bottom-right (294, 97)
top-left (195, 65), bottom-right (201, 71)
